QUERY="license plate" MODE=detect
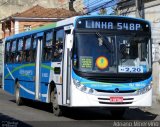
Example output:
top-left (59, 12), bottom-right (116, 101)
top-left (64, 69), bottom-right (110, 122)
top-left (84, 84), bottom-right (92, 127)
top-left (110, 97), bottom-right (123, 102)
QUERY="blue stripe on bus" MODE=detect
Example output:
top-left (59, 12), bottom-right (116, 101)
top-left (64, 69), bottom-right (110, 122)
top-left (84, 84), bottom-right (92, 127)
top-left (72, 70), bottom-right (152, 91)
top-left (4, 62), bottom-right (52, 102)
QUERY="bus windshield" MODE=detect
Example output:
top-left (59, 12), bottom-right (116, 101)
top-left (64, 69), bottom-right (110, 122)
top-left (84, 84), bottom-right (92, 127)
top-left (73, 32), bottom-right (151, 74)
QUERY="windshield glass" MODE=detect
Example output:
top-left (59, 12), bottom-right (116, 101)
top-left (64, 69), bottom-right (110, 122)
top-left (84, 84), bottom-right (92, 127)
top-left (118, 35), bottom-right (151, 73)
top-left (73, 33), bottom-right (116, 73)
top-left (73, 32), bottom-right (151, 74)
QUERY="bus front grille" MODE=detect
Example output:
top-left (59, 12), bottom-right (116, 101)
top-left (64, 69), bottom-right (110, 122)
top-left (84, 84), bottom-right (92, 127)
top-left (99, 101), bottom-right (133, 105)
top-left (98, 97), bottom-right (133, 105)
top-left (96, 89), bottom-right (136, 93)
top-left (98, 98), bottom-right (134, 100)
top-left (85, 76), bottom-right (146, 83)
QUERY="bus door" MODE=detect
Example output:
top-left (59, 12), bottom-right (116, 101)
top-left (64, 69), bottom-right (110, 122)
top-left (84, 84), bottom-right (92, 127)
top-left (35, 32), bottom-right (43, 100)
top-left (62, 27), bottom-right (73, 105)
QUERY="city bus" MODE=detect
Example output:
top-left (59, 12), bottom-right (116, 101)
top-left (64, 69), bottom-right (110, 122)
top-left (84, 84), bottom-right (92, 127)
top-left (3, 15), bottom-right (152, 116)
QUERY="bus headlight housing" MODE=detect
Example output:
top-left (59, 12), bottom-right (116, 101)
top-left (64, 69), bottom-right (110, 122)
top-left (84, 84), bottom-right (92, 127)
top-left (73, 79), bottom-right (81, 88)
top-left (73, 79), bottom-right (96, 94)
top-left (136, 84), bottom-right (152, 95)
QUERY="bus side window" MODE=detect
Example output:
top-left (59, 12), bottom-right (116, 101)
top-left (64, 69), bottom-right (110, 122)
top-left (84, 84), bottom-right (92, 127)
top-left (32, 37), bottom-right (37, 61)
top-left (43, 31), bottom-right (53, 61)
top-left (10, 40), bottom-right (17, 63)
top-left (17, 39), bottom-right (24, 63)
top-left (24, 37), bottom-right (31, 62)
top-left (53, 29), bottom-right (64, 61)
top-left (5, 42), bottom-right (11, 63)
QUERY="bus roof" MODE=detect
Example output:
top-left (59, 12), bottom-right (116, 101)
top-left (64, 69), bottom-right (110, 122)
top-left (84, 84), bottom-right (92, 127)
top-left (5, 16), bottom-right (78, 41)
top-left (5, 23), bottom-right (56, 41)
top-left (5, 15), bottom-right (150, 41)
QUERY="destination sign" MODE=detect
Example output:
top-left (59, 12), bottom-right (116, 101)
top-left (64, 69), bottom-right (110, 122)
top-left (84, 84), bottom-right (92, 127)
top-left (76, 18), bottom-right (150, 32)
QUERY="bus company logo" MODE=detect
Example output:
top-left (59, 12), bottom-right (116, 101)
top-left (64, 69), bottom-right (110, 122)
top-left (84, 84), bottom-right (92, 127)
top-left (96, 56), bottom-right (108, 70)
top-left (129, 83), bottom-right (146, 87)
top-left (91, 84), bottom-right (112, 88)
top-left (114, 88), bottom-right (120, 93)
top-left (19, 69), bottom-right (33, 76)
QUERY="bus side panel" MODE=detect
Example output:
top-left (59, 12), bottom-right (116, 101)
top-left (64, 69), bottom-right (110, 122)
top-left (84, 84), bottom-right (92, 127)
top-left (39, 62), bottom-right (62, 103)
top-left (4, 79), bottom-right (15, 94)
top-left (4, 63), bottom-right (36, 100)
top-left (16, 63), bottom-right (36, 100)
top-left (40, 62), bottom-right (51, 102)
top-left (40, 83), bottom-right (48, 102)
top-left (13, 63), bottom-right (35, 81)
top-left (4, 64), bottom-right (15, 94)
top-left (19, 81), bottom-right (35, 100)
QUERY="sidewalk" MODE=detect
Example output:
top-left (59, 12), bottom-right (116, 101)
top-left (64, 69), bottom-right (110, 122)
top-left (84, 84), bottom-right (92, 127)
top-left (141, 95), bottom-right (160, 116)
top-left (156, 94), bottom-right (160, 104)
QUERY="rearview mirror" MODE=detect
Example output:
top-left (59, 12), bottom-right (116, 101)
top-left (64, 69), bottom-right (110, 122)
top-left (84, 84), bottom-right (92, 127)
top-left (66, 34), bottom-right (73, 50)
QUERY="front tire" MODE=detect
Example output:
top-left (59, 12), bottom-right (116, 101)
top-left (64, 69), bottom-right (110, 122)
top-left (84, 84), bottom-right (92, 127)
top-left (15, 84), bottom-right (23, 105)
top-left (51, 88), bottom-right (63, 116)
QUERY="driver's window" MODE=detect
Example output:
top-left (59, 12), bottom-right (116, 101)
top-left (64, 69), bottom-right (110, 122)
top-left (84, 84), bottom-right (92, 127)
top-left (43, 31), bottom-right (53, 61)
top-left (53, 29), bottom-right (64, 61)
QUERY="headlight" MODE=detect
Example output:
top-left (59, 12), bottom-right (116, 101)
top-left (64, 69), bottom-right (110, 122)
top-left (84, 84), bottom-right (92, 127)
top-left (136, 84), bottom-right (152, 95)
top-left (73, 79), bottom-right (81, 88)
top-left (81, 86), bottom-right (87, 92)
top-left (73, 79), bottom-right (96, 94)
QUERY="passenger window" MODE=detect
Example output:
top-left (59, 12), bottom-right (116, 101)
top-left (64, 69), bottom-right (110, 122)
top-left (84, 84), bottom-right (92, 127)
top-left (53, 29), bottom-right (64, 61)
top-left (5, 42), bottom-right (11, 63)
top-left (32, 37), bottom-right (37, 61)
top-left (10, 40), bottom-right (17, 63)
top-left (43, 31), bottom-right (53, 61)
top-left (23, 37), bottom-right (31, 62)
top-left (16, 39), bottom-right (23, 62)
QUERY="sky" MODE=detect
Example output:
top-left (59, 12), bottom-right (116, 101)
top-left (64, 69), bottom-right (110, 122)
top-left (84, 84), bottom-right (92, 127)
top-left (83, 0), bottom-right (113, 15)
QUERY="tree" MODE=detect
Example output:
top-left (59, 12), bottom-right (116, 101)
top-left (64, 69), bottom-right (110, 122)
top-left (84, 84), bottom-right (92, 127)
top-left (98, 7), bottom-right (107, 15)
top-left (110, 6), bottom-right (119, 15)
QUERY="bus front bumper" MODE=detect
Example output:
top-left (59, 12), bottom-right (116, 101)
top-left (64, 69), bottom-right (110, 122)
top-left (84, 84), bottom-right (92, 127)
top-left (70, 85), bottom-right (152, 107)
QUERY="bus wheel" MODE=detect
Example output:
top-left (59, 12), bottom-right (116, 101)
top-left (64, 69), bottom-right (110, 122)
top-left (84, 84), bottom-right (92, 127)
top-left (15, 84), bottom-right (23, 105)
top-left (51, 88), bottom-right (62, 116)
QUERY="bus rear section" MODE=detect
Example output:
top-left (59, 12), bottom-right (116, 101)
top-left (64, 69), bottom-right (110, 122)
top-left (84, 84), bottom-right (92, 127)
top-left (69, 16), bottom-right (152, 108)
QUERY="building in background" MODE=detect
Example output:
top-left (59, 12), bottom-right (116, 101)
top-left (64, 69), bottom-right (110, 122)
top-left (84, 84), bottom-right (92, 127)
top-left (117, 0), bottom-right (160, 100)
top-left (0, 5), bottom-right (80, 39)
top-left (117, 0), bottom-right (160, 61)
top-left (0, 0), bottom-right (84, 39)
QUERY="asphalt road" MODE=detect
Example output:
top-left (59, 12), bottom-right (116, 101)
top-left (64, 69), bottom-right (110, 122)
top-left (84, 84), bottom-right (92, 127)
top-left (0, 89), bottom-right (159, 127)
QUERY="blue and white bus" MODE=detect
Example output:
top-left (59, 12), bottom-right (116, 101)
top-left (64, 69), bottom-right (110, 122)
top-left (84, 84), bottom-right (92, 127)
top-left (3, 15), bottom-right (152, 116)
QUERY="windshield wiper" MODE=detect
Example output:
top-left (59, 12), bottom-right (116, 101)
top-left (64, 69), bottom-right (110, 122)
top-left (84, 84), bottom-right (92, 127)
top-left (96, 32), bottom-right (113, 53)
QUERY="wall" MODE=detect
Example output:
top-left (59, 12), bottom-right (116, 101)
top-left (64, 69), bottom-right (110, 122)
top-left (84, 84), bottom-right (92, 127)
top-left (119, 1), bottom-right (160, 61)
top-left (119, 0), bottom-right (160, 98)
top-left (0, 0), bottom-right (83, 19)
top-left (18, 21), bottom-right (53, 33)
top-left (145, 3), bottom-right (160, 98)
top-left (0, 0), bottom-right (84, 37)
